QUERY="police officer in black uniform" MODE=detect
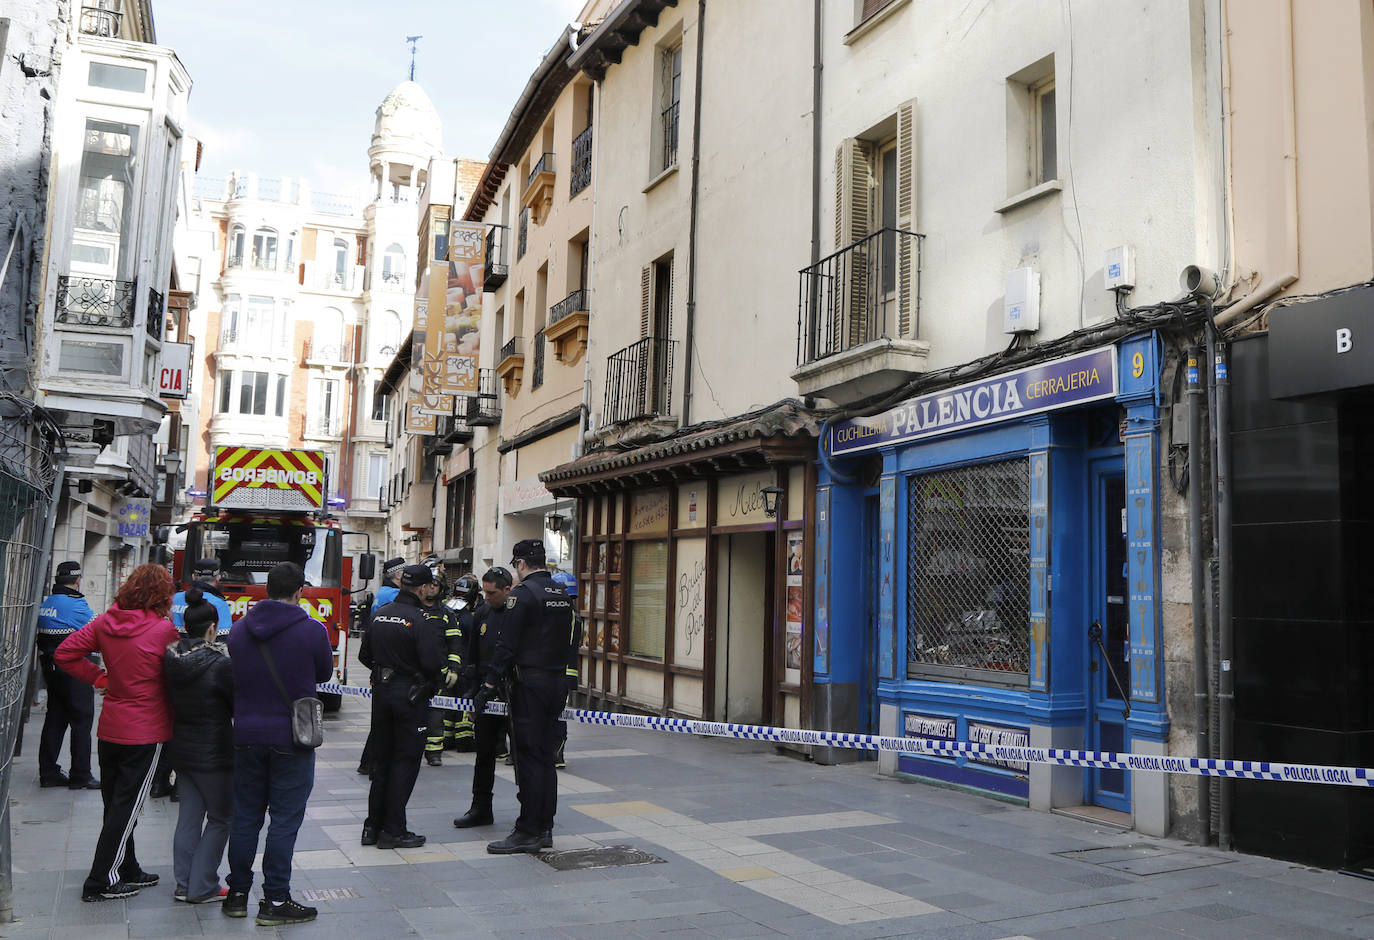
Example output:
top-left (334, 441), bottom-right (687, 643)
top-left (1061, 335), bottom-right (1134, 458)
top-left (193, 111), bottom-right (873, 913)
top-left (453, 567), bottom-right (513, 830)
top-left (358, 565), bottom-right (444, 850)
top-left (475, 541), bottom-right (578, 854)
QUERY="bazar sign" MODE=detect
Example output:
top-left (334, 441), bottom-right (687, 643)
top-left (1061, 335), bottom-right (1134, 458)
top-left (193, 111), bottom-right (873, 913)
top-left (830, 346), bottom-right (1118, 456)
top-left (116, 497), bottom-right (151, 542)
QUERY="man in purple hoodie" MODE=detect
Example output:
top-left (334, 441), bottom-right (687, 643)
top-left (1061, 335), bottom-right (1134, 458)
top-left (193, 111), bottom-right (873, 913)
top-left (222, 563), bottom-right (332, 927)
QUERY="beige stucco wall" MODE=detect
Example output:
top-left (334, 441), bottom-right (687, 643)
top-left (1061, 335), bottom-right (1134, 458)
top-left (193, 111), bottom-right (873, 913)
top-left (1226, 0), bottom-right (1374, 299)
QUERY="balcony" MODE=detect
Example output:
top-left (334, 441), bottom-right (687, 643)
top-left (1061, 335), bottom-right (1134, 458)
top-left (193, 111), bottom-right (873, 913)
top-left (226, 253), bottom-right (243, 269)
top-left (521, 152), bottom-right (556, 224)
top-left (660, 102), bottom-right (680, 172)
top-left (496, 336), bottom-right (524, 397)
top-left (484, 225), bottom-right (508, 290)
top-left (571, 126), bottom-right (593, 198)
top-left (545, 287), bottom-right (589, 364)
top-left (307, 416), bottom-right (342, 439)
top-left (79, 4), bottom-right (122, 37)
top-left (438, 414), bottom-right (474, 446)
top-left (464, 368), bottom-right (501, 426)
top-left (303, 340), bottom-right (352, 367)
top-left (303, 260), bottom-right (364, 294)
top-left (55, 275), bottom-right (136, 329)
top-left (250, 254), bottom-right (277, 272)
top-left (379, 271), bottom-right (405, 289)
top-left (531, 331), bottom-right (546, 390)
top-left (791, 228), bottom-right (930, 406)
top-left (604, 337), bottom-right (676, 427)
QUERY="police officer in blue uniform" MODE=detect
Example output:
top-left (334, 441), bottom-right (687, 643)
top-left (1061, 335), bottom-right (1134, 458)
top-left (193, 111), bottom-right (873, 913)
top-left (36, 561), bottom-right (99, 789)
top-left (475, 540), bottom-right (578, 854)
top-left (170, 559), bottom-right (232, 637)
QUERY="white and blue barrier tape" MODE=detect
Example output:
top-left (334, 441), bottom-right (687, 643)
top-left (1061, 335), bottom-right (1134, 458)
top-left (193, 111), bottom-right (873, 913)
top-left (317, 681), bottom-right (1373, 788)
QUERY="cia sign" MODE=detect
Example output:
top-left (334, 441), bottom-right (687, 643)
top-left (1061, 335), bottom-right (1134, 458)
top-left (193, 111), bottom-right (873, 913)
top-left (1269, 285), bottom-right (1374, 399)
top-left (158, 342), bottom-right (193, 400)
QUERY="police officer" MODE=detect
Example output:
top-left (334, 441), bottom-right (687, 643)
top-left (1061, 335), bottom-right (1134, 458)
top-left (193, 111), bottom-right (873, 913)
top-left (358, 564), bottom-right (444, 850)
top-left (170, 559), bottom-right (233, 637)
top-left (453, 567), bottom-right (513, 830)
top-left (35, 561), bottom-right (99, 789)
top-left (357, 556), bottom-right (407, 776)
top-left (475, 540), bottom-right (578, 854)
top-left (422, 567), bottom-right (467, 767)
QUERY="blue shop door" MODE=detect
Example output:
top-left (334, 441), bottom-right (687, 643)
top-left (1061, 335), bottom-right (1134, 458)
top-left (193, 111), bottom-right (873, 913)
top-left (861, 494), bottom-right (879, 735)
top-left (1089, 469), bottom-right (1131, 812)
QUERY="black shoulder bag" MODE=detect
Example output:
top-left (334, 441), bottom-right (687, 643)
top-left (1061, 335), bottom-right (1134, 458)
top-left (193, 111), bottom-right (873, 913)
top-left (256, 638), bottom-right (324, 749)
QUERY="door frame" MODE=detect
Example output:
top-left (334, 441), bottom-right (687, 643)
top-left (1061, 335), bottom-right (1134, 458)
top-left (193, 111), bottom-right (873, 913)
top-left (1087, 458), bottom-right (1131, 811)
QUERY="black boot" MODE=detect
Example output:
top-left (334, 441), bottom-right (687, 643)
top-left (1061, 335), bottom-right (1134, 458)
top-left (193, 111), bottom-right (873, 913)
top-left (486, 829), bottom-right (542, 855)
top-left (425, 751), bottom-right (442, 767)
top-left (453, 802), bottom-right (494, 828)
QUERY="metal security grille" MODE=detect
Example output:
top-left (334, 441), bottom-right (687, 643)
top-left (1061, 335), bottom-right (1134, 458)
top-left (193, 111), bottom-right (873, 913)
top-left (907, 458), bottom-right (1031, 683)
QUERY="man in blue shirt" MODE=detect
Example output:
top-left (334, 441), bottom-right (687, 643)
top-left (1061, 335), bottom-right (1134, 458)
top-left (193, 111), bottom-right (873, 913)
top-left (171, 559), bottom-right (233, 638)
top-left (370, 558), bottom-right (405, 614)
top-left (36, 561), bottom-right (99, 789)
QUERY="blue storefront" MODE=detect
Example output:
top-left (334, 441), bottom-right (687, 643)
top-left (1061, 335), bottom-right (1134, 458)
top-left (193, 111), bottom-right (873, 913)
top-left (813, 335), bottom-right (1172, 834)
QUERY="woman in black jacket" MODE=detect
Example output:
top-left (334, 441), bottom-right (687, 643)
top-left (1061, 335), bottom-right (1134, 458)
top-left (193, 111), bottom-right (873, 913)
top-left (163, 589), bottom-right (234, 903)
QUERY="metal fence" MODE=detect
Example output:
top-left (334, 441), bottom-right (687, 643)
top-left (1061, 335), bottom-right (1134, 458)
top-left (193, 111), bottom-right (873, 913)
top-left (906, 457), bottom-right (1030, 684)
top-left (0, 397), bottom-right (65, 921)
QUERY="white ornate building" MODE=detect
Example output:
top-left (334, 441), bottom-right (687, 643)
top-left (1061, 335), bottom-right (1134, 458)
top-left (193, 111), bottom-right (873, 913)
top-left (175, 80), bottom-right (444, 569)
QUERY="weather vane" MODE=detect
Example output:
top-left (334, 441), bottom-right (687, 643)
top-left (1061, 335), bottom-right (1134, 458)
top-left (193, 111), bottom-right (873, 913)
top-left (406, 35), bottom-right (422, 81)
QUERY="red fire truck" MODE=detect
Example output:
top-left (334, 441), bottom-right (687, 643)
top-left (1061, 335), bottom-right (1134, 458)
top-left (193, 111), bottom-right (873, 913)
top-left (173, 447), bottom-right (375, 711)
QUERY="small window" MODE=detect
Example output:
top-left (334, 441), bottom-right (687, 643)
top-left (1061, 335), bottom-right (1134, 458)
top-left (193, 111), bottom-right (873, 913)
top-left (275, 375), bottom-right (287, 417)
top-left (333, 238), bottom-right (348, 280)
top-left (88, 61), bottom-right (146, 94)
top-left (228, 225), bottom-right (245, 267)
top-left (59, 339), bottom-right (123, 376)
top-left (371, 382), bottom-right (388, 421)
top-left (383, 243), bottom-right (405, 283)
top-left (239, 371), bottom-right (269, 415)
top-left (252, 228), bottom-right (278, 270)
top-left (218, 370), bottom-right (234, 413)
top-left (1005, 56), bottom-right (1057, 200)
top-left (433, 221), bottom-right (449, 262)
top-left (657, 43), bottom-right (683, 173)
top-left (627, 541), bottom-right (667, 659)
top-left (1034, 80), bottom-right (1057, 184)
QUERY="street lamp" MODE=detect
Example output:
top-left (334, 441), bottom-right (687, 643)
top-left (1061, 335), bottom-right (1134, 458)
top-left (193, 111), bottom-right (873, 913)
top-left (761, 485), bottom-right (783, 518)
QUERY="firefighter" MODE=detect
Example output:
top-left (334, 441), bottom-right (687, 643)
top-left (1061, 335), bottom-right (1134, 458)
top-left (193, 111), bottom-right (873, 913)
top-left (358, 565), bottom-right (444, 850)
top-left (453, 567), bottom-right (512, 830)
top-left (442, 576), bottom-right (481, 752)
top-left (421, 564), bottom-right (466, 767)
top-left (474, 540), bottom-right (578, 854)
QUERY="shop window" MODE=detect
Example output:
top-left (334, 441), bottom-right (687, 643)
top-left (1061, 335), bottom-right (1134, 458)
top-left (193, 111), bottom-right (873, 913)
top-left (906, 457), bottom-right (1030, 684)
top-left (627, 540), bottom-right (667, 659)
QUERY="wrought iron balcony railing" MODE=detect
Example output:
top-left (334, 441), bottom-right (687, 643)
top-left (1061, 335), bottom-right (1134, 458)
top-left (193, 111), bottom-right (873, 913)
top-left (381, 271), bottom-right (404, 287)
top-left (571, 126), bottom-right (593, 198)
top-left (660, 102), bottom-right (680, 172)
top-left (303, 341), bottom-right (352, 363)
top-left (55, 275), bottom-right (136, 329)
top-left (79, 4), bottom-right (122, 37)
top-left (549, 288), bottom-right (587, 326)
top-left (146, 287), bottom-right (164, 339)
top-left (226, 253), bottom-right (244, 269)
top-left (796, 227), bottom-right (924, 366)
top-left (604, 337), bottom-right (676, 426)
top-left (531, 331), bottom-right (546, 390)
top-left (500, 336), bottom-right (522, 364)
top-left (484, 225), bottom-right (508, 290)
top-left (517, 208), bottom-right (529, 260)
top-left (527, 152), bottom-right (555, 188)
top-left (465, 368), bottom-right (501, 426)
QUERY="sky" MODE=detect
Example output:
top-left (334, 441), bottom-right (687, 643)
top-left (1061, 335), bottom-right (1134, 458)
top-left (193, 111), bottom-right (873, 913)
top-left (155, 0), bottom-right (588, 199)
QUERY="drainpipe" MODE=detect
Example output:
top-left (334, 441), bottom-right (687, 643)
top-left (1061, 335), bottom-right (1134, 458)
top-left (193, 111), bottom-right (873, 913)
top-left (577, 78), bottom-right (602, 458)
top-left (1214, 332), bottom-right (1235, 851)
top-left (1185, 347), bottom-right (1210, 842)
top-left (681, 0), bottom-right (706, 427)
top-left (811, 0), bottom-right (822, 268)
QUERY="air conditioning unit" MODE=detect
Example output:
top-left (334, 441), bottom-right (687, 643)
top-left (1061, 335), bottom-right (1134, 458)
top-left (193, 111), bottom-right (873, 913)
top-left (1004, 267), bottom-right (1040, 334)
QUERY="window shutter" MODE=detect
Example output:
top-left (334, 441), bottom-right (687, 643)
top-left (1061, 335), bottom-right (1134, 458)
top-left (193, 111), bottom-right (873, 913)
top-left (895, 98), bottom-right (918, 338)
top-left (640, 265), bottom-right (653, 337)
top-left (835, 138), bottom-right (873, 349)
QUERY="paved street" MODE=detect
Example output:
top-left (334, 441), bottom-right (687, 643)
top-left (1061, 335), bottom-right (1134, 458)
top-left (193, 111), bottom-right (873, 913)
top-left (5, 689), bottom-right (1374, 939)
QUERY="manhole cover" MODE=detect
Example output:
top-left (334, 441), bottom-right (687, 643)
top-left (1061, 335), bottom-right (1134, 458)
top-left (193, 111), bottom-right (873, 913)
top-left (298, 888), bottom-right (358, 901)
top-left (539, 845), bottom-right (666, 872)
top-left (1055, 843), bottom-right (1233, 875)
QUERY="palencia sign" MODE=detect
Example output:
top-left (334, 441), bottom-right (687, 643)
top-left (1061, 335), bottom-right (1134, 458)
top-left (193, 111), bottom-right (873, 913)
top-left (830, 346), bottom-right (1118, 456)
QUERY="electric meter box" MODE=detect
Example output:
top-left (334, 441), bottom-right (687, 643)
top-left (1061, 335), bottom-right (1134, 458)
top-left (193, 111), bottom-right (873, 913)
top-left (1004, 267), bottom-right (1041, 334)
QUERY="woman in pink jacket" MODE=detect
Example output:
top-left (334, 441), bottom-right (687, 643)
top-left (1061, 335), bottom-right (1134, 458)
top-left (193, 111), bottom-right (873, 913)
top-left (56, 563), bottom-right (179, 902)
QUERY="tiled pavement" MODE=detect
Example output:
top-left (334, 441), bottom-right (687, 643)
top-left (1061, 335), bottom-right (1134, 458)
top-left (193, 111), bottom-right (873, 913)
top-left (6, 691), bottom-right (1374, 938)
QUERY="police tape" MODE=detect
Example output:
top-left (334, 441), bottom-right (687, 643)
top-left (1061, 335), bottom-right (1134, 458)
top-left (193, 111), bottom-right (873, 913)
top-left (316, 682), bottom-right (1374, 788)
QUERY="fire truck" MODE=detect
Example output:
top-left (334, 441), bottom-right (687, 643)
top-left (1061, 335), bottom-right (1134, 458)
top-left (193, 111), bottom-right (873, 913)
top-left (173, 446), bottom-right (375, 711)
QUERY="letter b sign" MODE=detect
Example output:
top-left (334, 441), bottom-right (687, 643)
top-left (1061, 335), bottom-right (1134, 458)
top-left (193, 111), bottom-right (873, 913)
top-left (1337, 327), bottom-right (1353, 354)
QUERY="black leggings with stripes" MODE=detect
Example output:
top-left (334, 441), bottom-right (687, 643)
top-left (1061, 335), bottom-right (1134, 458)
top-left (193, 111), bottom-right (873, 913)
top-left (83, 740), bottom-right (160, 893)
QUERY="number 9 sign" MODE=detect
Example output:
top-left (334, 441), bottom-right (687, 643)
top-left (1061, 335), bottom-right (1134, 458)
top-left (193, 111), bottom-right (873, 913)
top-left (1131, 351), bottom-right (1144, 379)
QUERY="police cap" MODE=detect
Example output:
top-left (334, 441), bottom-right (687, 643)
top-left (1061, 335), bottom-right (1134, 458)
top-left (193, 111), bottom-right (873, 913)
top-left (510, 539), bottom-right (546, 565)
top-left (399, 564), bottom-right (434, 587)
top-left (55, 561), bottom-right (81, 578)
top-left (382, 556), bottom-right (406, 576)
top-left (193, 558), bottom-right (220, 576)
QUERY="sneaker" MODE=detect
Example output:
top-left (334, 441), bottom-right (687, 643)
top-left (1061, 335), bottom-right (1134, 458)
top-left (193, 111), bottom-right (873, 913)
top-left (255, 897), bottom-right (318, 926)
top-left (121, 869), bottom-right (158, 888)
top-left (222, 889), bottom-right (250, 918)
top-left (425, 751), bottom-right (442, 767)
top-left (82, 880), bottom-right (139, 902)
top-left (173, 887), bottom-right (188, 902)
top-left (376, 830), bottom-right (426, 850)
